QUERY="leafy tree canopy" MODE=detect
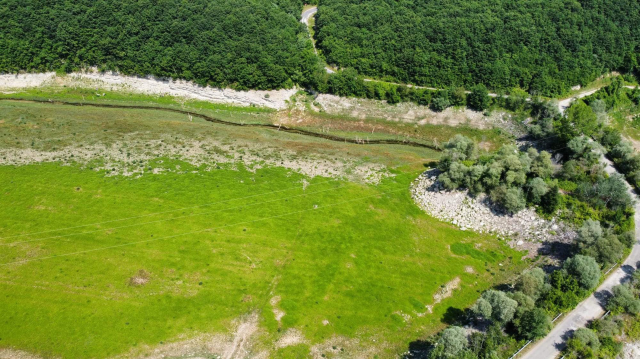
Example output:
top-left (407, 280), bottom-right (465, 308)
top-left (0, 0), bottom-right (320, 90)
top-left (315, 0), bottom-right (640, 96)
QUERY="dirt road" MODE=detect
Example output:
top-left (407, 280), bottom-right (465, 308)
top-left (558, 85), bottom-right (637, 114)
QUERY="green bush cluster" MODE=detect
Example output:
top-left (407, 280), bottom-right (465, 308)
top-left (429, 92), bottom-right (639, 357)
top-left (429, 257), bottom-right (603, 358)
top-left (436, 135), bottom-right (557, 214)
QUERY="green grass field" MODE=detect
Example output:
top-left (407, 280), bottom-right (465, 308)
top-left (0, 94), bottom-right (527, 358)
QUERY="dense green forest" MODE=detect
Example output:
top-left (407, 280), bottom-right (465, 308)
top-left (315, 0), bottom-right (640, 96)
top-left (0, 0), bottom-right (321, 90)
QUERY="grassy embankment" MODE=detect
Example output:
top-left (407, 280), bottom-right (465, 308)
top-left (0, 93), bottom-right (526, 358)
top-left (0, 87), bottom-right (511, 151)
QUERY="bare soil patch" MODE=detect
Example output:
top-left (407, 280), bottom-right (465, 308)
top-left (309, 335), bottom-right (387, 359)
top-left (433, 277), bottom-right (461, 305)
top-left (128, 269), bottom-right (150, 287)
top-left (275, 328), bottom-right (307, 349)
top-left (315, 94), bottom-right (515, 132)
top-left (116, 314), bottom-right (261, 359)
top-left (0, 349), bottom-right (47, 359)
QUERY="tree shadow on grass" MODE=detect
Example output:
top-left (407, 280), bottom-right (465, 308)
top-left (441, 306), bottom-right (466, 325)
top-left (402, 340), bottom-right (432, 359)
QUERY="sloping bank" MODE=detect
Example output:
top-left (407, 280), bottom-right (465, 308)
top-left (0, 98), bottom-right (440, 151)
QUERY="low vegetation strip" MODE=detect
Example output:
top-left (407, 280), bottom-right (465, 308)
top-left (0, 98), bottom-right (440, 150)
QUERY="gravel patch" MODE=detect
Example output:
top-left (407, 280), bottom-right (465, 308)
top-left (621, 341), bottom-right (640, 359)
top-left (114, 314), bottom-right (261, 359)
top-left (0, 349), bottom-right (47, 359)
top-left (411, 170), bottom-right (576, 255)
top-left (433, 277), bottom-right (461, 305)
top-left (0, 134), bottom-right (391, 184)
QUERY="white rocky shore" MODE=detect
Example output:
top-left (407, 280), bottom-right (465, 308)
top-left (411, 170), bottom-right (576, 253)
top-left (0, 70), bottom-right (296, 110)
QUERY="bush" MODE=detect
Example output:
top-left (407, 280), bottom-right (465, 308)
top-left (585, 234), bottom-right (625, 267)
top-left (514, 308), bottom-right (552, 340)
top-left (490, 186), bottom-right (526, 214)
top-left (606, 284), bottom-right (640, 314)
top-left (576, 219), bottom-right (603, 248)
top-left (539, 184), bottom-right (561, 214)
top-left (575, 175), bottom-right (632, 212)
top-left (473, 290), bottom-right (518, 323)
top-left (430, 97), bottom-right (451, 112)
top-left (541, 270), bottom-right (583, 312)
top-left (467, 84), bottom-right (490, 111)
top-left (515, 268), bottom-right (546, 299)
top-left (565, 328), bottom-right (600, 358)
top-left (509, 291), bottom-right (535, 318)
top-left (431, 326), bottom-right (468, 358)
top-left (564, 255), bottom-right (601, 290)
top-left (526, 177), bottom-right (549, 204)
top-left (557, 101), bottom-right (599, 141)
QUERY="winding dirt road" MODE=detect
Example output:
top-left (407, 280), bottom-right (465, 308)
top-left (300, 7), bottom-right (335, 74)
top-left (558, 85), bottom-right (636, 114)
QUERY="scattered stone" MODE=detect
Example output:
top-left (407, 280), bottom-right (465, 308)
top-left (410, 170), bottom-right (576, 257)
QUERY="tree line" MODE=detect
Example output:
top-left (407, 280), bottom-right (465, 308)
top-left (0, 0), bottom-right (323, 90)
top-left (315, 0), bottom-right (640, 96)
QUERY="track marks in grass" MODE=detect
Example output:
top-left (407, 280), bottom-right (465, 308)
top-left (0, 188), bottom-right (405, 267)
top-left (1, 182), bottom-right (348, 246)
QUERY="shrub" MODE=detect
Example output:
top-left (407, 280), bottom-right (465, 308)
top-left (576, 219), bottom-right (603, 248)
top-left (564, 255), bottom-right (601, 290)
top-left (541, 270), bottom-right (583, 312)
top-left (526, 177), bottom-right (549, 204)
top-left (565, 328), bottom-right (600, 357)
top-left (467, 84), bottom-right (490, 111)
top-left (474, 290), bottom-right (518, 323)
top-left (490, 186), bottom-right (526, 214)
top-left (430, 97), bottom-right (451, 112)
top-left (515, 268), bottom-right (546, 299)
top-left (515, 308), bottom-right (552, 340)
top-left (606, 284), bottom-right (640, 314)
top-left (431, 326), bottom-right (468, 358)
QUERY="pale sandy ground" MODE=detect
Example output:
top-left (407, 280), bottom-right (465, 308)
top-left (621, 342), bottom-right (640, 359)
top-left (315, 94), bottom-right (524, 135)
top-left (0, 70), bottom-right (297, 110)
